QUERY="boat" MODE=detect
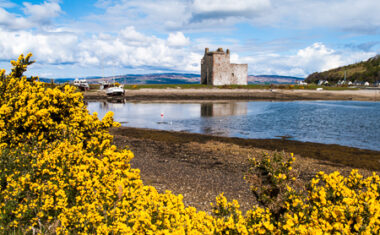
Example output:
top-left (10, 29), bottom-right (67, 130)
top-left (73, 78), bottom-right (80, 86)
top-left (73, 78), bottom-right (90, 91)
top-left (106, 85), bottom-right (124, 96)
top-left (100, 80), bottom-right (111, 90)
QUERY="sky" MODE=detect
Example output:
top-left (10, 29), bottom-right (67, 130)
top-left (0, 0), bottom-right (379, 78)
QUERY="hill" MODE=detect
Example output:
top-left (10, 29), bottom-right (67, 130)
top-left (248, 75), bottom-right (304, 84)
top-left (46, 73), bottom-right (304, 85)
top-left (305, 55), bottom-right (380, 84)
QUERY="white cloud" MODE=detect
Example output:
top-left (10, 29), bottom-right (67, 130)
top-left (23, 1), bottom-right (62, 25)
top-left (77, 28), bottom-right (197, 71)
top-left (0, 26), bottom-right (375, 78)
top-left (167, 32), bottom-right (190, 47)
top-left (287, 43), bottom-right (376, 75)
top-left (292, 43), bottom-right (342, 72)
top-left (0, 1), bottom-right (378, 78)
top-left (0, 8), bottom-right (29, 30)
top-left (266, 0), bottom-right (380, 33)
top-left (91, 0), bottom-right (380, 34)
top-left (119, 26), bottom-right (151, 45)
top-left (191, 0), bottom-right (271, 22)
top-left (189, 0), bottom-right (380, 33)
top-left (0, 1), bottom-right (62, 30)
top-left (0, 25), bottom-right (200, 77)
top-left (89, 0), bottom-right (190, 33)
top-left (239, 43), bottom-right (376, 77)
top-left (0, 0), bottom-right (16, 8)
top-left (0, 30), bottom-right (77, 64)
top-left (193, 0), bottom-right (270, 13)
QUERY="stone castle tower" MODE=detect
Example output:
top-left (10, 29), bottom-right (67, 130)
top-left (201, 48), bottom-right (248, 85)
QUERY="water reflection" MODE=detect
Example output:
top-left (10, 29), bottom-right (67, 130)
top-left (201, 102), bottom-right (247, 117)
top-left (100, 100), bottom-right (125, 110)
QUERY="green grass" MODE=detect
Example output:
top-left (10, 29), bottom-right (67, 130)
top-left (301, 84), bottom-right (359, 90)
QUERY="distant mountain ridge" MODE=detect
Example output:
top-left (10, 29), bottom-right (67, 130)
top-left (43, 73), bottom-right (304, 85)
top-left (306, 55), bottom-right (380, 84)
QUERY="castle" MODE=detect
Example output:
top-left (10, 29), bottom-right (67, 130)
top-left (201, 48), bottom-right (248, 86)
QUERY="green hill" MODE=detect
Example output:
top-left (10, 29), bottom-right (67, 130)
top-left (305, 55), bottom-right (380, 84)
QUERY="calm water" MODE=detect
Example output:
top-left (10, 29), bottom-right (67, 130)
top-left (87, 100), bottom-right (380, 151)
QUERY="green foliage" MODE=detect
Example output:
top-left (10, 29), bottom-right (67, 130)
top-left (306, 55), bottom-right (380, 84)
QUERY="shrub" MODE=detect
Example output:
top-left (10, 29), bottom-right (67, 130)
top-left (244, 152), bottom-right (299, 216)
top-left (245, 152), bottom-right (380, 234)
top-left (0, 54), bottom-right (215, 233)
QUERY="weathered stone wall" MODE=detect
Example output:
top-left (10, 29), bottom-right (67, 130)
top-left (201, 48), bottom-right (213, 84)
top-left (212, 53), bottom-right (231, 86)
top-left (201, 48), bottom-right (248, 86)
top-left (230, 64), bottom-right (248, 85)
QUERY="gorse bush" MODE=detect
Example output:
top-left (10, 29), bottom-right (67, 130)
top-left (0, 54), bottom-right (379, 234)
top-left (245, 153), bottom-right (380, 233)
top-left (245, 152), bottom-right (299, 216)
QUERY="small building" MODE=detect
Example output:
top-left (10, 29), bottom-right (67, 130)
top-left (201, 48), bottom-right (248, 86)
top-left (296, 80), bottom-right (308, 85)
top-left (317, 80), bottom-right (328, 86)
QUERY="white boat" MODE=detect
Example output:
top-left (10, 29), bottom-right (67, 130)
top-left (73, 78), bottom-right (90, 90)
top-left (100, 80), bottom-right (111, 90)
top-left (106, 86), bottom-right (124, 96)
top-left (73, 78), bottom-right (80, 86)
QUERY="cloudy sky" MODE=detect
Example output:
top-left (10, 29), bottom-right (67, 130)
top-left (0, 0), bottom-right (379, 78)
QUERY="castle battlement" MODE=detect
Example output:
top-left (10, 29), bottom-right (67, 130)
top-left (201, 48), bottom-right (247, 86)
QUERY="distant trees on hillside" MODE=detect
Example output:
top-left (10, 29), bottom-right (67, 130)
top-left (305, 55), bottom-right (380, 84)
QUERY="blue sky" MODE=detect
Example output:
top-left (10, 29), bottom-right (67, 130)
top-left (0, 0), bottom-right (379, 78)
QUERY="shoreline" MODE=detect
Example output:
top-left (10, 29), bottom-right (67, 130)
top-left (84, 88), bottom-right (380, 101)
top-left (110, 126), bottom-right (380, 211)
top-left (111, 127), bottom-right (380, 171)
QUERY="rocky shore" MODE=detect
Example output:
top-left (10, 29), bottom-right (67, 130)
top-left (111, 127), bottom-right (380, 212)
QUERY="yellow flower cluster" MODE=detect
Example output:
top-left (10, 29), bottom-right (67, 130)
top-left (281, 170), bottom-right (380, 233)
top-left (0, 54), bottom-right (379, 234)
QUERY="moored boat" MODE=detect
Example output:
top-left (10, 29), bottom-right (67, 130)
top-left (106, 86), bottom-right (125, 96)
top-left (73, 78), bottom-right (90, 91)
top-left (100, 80), bottom-right (111, 90)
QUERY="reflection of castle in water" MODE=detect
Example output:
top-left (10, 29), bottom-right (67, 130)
top-left (100, 99), bottom-right (126, 110)
top-left (201, 102), bottom-right (247, 117)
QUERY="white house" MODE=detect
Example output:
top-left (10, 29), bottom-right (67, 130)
top-left (296, 80), bottom-right (308, 85)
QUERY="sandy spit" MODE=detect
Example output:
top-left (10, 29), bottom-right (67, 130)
top-left (84, 88), bottom-right (380, 101)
